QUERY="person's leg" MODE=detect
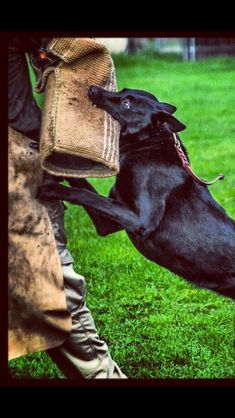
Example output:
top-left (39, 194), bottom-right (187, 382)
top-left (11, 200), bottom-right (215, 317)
top-left (45, 192), bottom-right (126, 378)
top-left (49, 265), bottom-right (126, 378)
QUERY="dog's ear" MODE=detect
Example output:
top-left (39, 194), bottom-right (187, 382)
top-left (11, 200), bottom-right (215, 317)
top-left (152, 111), bottom-right (186, 133)
top-left (159, 102), bottom-right (177, 114)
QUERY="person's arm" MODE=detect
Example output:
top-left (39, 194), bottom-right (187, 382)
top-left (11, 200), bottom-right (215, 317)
top-left (8, 38), bottom-right (44, 141)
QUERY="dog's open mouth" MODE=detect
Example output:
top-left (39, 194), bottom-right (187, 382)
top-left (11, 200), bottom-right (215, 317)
top-left (89, 91), bottom-right (106, 112)
top-left (89, 85), bottom-right (105, 106)
top-left (88, 85), bottom-right (121, 124)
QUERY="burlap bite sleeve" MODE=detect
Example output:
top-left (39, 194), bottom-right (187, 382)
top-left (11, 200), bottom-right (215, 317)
top-left (36, 38), bottom-right (120, 178)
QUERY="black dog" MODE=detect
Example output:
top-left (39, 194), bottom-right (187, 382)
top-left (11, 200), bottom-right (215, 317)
top-left (38, 86), bottom-right (235, 300)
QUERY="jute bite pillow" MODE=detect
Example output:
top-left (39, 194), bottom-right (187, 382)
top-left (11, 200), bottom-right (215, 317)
top-left (36, 38), bottom-right (120, 178)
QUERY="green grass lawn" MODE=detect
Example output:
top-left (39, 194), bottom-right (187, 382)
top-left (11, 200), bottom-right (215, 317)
top-left (9, 54), bottom-right (235, 379)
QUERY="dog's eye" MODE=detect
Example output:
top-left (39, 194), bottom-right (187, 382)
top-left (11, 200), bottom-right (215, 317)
top-left (122, 99), bottom-right (131, 109)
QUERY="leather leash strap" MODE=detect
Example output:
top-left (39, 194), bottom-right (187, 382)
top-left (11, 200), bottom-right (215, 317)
top-left (173, 133), bottom-right (224, 187)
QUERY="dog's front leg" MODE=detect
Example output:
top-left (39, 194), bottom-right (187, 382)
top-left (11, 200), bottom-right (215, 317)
top-left (37, 182), bottom-right (140, 235)
top-left (65, 178), bottom-right (123, 236)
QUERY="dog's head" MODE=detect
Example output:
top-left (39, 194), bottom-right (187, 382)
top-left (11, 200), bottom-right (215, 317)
top-left (89, 86), bottom-right (186, 140)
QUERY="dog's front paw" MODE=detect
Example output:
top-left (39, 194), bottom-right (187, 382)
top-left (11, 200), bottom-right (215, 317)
top-left (37, 184), bottom-right (58, 201)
